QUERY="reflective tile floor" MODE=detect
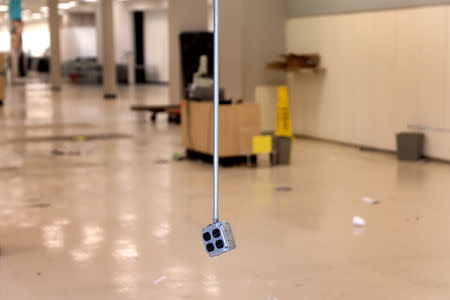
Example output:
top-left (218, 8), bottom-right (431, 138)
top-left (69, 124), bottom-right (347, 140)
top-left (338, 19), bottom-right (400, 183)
top-left (1, 84), bottom-right (450, 299)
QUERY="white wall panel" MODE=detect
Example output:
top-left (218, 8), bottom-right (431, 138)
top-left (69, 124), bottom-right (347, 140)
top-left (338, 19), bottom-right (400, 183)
top-left (61, 27), bottom-right (97, 61)
top-left (446, 6), bottom-right (450, 131)
top-left (442, 7), bottom-right (450, 160)
top-left (417, 7), bottom-right (446, 129)
top-left (113, 0), bottom-right (133, 64)
top-left (0, 24), bottom-right (10, 53)
top-left (287, 5), bottom-right (450, 160)
top-left (369, 11), bottom-right (397, 150)
top-left (0, 32), bottom-right (9, 52)
top-left (23, 22), bottom-right (50, 57)
top-left (145, 10), bottom-right (169, 82)
top-left (286, 0), bottom-right (449, 18)
top-left (18, 19), bottom-right (98, 62)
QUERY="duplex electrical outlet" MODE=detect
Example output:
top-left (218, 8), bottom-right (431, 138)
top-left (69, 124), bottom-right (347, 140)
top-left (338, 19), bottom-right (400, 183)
top-left (202, 222), bottom-right (236, 257)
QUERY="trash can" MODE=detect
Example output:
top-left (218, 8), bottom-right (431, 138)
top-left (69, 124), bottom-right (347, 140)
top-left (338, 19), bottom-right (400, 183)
top-left (396, 132), bottom-right (424, 161)
top-left (272, 136), bottom-right (292, 165)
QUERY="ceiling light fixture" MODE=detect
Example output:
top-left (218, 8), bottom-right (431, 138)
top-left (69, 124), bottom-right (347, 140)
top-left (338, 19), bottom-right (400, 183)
top-left (58, 1), bottom-right (77, 10)
top-left (31, 13), bottom-right (42, 20)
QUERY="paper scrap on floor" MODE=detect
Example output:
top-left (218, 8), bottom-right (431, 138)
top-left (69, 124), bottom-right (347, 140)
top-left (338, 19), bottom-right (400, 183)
top-left (353, 216), bottom-right (366, 227)
top-left (153, 276), bottom-right (167, 285)
top-left (362, 196), bottom-right (379, 205)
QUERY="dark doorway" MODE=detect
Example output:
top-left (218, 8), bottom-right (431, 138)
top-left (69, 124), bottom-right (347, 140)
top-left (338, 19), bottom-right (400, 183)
top-left (133, 11), bottom-right (146, 83)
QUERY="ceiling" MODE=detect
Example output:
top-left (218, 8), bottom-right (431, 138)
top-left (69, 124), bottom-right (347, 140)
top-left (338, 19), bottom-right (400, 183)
top-left (19, 0), bottom-right (168, 12)
top-left (0, 0), bottom-right (169, 24)
top-left (21, 0), bottom-right (48, 11)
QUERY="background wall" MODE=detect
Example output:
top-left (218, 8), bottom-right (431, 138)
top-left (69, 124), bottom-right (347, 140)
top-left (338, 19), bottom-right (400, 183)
top-left (286, 0), bottom-right (450, 17)
top-left (113, 0), bottom-right (132, 64)
top-left (168, 0), bottom-right (208, 104)
top-left (0, 24), bottom-right (10, 53)
top-left (1, 3), bottom-right (168, 81)
top-left (96, 0), bottom-right (133, 64)
top-left (145, 10), bottom-right (169, 83)
top-left (61, 13), bottom-right (97, 61)
top-left (219, 0), bottom-right (244, 100)
top-left (23, 21), bottom-right (50, 57)
top-left (208, 2), bottom-right (214, 32)
top-left (0, 23), bottom-right (49, 55)
top-left (61, 27), bottom-right (97, 61)
top-left (243, 0), bottom-right (286, 102)
top-left (286, 4), bottom-right (450, 160)
top-left (0, 17), bottom-right (97, 61)
top-left (210, 0), bottom-right (286, 101)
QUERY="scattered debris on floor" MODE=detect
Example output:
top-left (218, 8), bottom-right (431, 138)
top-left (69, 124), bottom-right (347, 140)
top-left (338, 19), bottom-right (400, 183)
top-left (27, 203), bottom-right (51, 209)
top-left (52, 148), bottom-right (82, 156)
top-left (0, 166), bottom-right (21, 171)
top-left (51, 141), bottom-right (95, 156)
top-left (75, 136), bottom-right (87, 142)
top-left (406, 216), bottom-right (421, 223)
top-left (10, 133), bottom-right (132, 144)
top-left (362, 196), bottom-right (379, 205)
top-left (353, 227), bottom-right (366, 236)
top-left (173, 153), bottom-right (186, 161)
top-left (0, 149), bottom-right (24, 169)
top-left (153, 275), bottom-right (167, 285)
top-left (154, 159), bottom-right (170, 165)
top-left (276, 186), bottom-right (292, 192)
top-left (352, 216), bottom-right (366, 227)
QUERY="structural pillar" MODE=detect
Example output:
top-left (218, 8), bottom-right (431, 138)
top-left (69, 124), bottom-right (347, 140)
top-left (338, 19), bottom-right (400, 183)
top-left (8, 0), bottom-right (23, 82)
top-left (101, 0), bottom-right (117, 99)
top-left (168, 0), bottom-right (208, 104)
top-left (48, 0), bottom-right (61, 91)
top-left (95, 1), bottom-right (103, 64)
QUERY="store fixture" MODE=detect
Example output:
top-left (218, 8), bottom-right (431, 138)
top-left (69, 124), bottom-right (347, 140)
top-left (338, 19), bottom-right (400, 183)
top-left (267, 53), bottom-right (325, 73)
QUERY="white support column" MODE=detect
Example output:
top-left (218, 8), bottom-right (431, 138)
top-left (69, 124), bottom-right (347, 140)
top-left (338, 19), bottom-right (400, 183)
top-left (48, 0), bottom-right (61, 91)
top-left (101, 0), bottom-right (117, 99)
top-left (8, 0), bottom-right (23, 83)
top-left (95, 1), bottom-right (103, 64)
top-left (168, 0), bottom-right (208, 104)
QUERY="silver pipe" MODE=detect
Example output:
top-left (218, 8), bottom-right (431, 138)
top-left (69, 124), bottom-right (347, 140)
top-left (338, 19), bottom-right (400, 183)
top-left (213, 0), bottom-right (220, 224)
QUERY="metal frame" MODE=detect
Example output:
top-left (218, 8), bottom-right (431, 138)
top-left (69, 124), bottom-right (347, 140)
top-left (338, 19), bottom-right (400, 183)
top-left (213, 0), bottom-right (220, 224)
top-left (202, 0), bottom-right (236, 257)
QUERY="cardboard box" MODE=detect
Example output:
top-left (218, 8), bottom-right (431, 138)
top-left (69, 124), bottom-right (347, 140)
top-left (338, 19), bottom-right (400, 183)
top-left (182, 101), bottom-right (261, 157)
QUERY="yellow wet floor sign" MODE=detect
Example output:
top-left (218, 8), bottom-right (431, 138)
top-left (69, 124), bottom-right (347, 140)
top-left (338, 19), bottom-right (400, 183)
top-left (275, 86), bottom-right (293, 138)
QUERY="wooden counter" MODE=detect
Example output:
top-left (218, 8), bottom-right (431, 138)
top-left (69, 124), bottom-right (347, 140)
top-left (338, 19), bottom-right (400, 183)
top-left (182, 101), bottom-right (261, 157)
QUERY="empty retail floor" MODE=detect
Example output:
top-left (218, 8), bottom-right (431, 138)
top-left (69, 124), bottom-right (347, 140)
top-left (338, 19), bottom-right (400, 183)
top-left (1, 84), bottom-right (450, 299)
